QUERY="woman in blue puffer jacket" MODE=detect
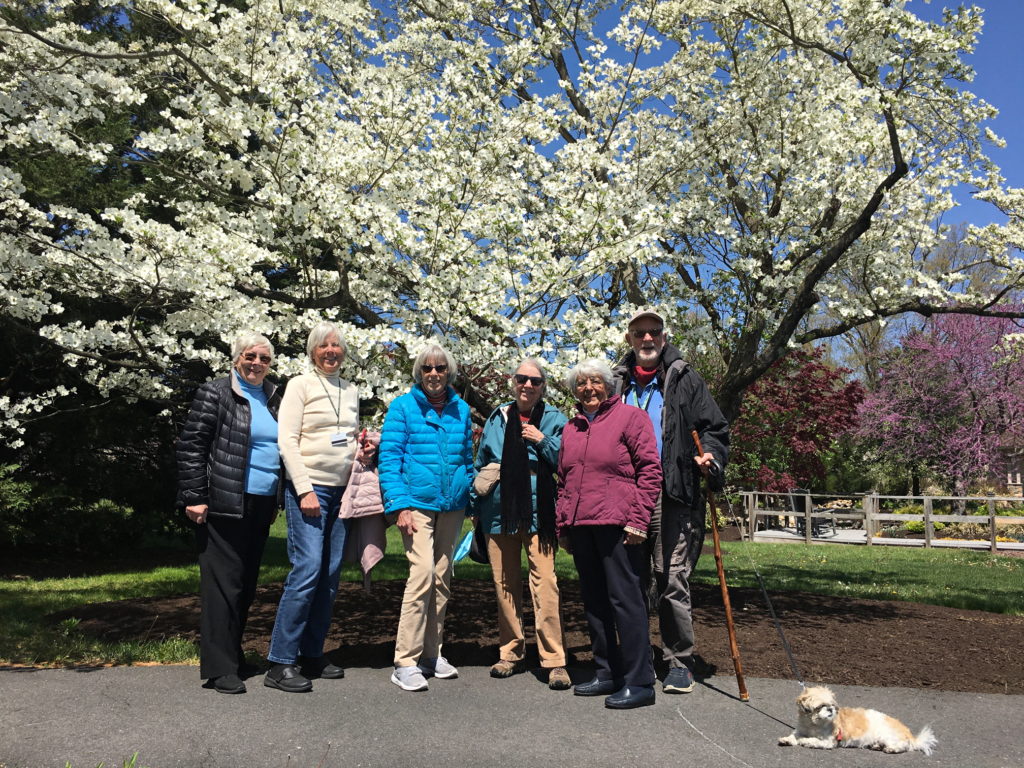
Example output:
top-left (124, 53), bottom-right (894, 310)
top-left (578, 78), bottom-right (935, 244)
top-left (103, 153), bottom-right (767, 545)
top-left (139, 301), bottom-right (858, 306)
top-left (379, 342), bottom-right (475, 692)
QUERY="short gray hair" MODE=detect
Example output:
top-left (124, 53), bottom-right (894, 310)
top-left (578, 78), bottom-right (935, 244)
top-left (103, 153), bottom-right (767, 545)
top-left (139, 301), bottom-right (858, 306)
top-left (512, 357), bottom-right (547, 391)
top-left (566, 358), bottom-right (614, 392)
top-left (306, 321), bottom-right (347, 362)
top-left (231, 332), bottom-right (274, 362)
top-left (512, 357), bottom-right (547, 379)
top-left (413, 343), bottom-right (458, 384)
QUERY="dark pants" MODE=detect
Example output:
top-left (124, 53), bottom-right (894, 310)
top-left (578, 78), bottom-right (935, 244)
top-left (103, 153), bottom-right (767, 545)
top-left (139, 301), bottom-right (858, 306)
top-left (646, 493), bottom-right (705, 668)
top-left (196, 494), bottom-right (276, 679)
top-left (570, 525), bottom-right (655, 687)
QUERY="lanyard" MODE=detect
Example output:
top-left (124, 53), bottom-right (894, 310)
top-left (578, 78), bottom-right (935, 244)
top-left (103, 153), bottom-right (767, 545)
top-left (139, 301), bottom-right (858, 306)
top-left (626, 381), bottom-right (656, 412)
top-left (314, 372), bottom-right (342, 428)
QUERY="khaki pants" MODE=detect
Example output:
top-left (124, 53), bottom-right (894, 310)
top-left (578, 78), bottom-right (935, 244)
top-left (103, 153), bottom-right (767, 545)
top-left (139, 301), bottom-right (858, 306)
top-left (393, 509), bottom-right (464, 667)
top-left (487, 530), bottom-right (566, 668)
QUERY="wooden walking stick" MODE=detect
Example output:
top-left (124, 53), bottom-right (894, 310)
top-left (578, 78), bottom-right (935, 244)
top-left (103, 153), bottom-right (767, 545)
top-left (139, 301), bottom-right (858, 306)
top-left (692, 429), bottom-right (749, 701)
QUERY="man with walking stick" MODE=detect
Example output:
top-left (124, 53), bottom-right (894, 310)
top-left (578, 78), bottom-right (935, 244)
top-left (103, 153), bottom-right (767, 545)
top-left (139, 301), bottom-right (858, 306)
top-left (613, 310), bottom-right (730, 694)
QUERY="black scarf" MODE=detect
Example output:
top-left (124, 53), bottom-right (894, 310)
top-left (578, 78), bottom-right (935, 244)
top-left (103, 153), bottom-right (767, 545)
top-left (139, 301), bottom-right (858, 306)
top-left (499, 401), bottom-right (557, 550)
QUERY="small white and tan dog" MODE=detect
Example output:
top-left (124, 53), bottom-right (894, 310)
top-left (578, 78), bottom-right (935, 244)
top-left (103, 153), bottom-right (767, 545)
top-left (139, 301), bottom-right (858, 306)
top-left (779, 685), bottom-right (936, 755)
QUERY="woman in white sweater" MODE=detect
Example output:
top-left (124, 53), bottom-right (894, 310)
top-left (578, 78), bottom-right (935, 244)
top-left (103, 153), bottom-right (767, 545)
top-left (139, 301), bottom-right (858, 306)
top-left (264, 322), bottom-right (359, 693)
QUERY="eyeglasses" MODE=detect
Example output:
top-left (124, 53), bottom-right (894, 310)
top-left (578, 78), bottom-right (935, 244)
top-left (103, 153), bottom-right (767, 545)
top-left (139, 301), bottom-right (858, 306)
top-left (630, 328), bottom-right (664, 339)
top-left (241, 352), bottom-right (272, 364)
top-left (513, 374), bottom-right (544, 386)
top-left (420, 364), bottom-right (448, 374)
top-left (575, 376), bottom-right (606, 388)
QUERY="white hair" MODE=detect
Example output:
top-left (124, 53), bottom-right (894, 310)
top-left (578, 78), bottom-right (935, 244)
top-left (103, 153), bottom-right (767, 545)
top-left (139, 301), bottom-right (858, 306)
top-left (566, 358), bottom-right (614, 392)
top-left (306, 321), bottom-right (347, 362)
top-left (231, 332), bottom-right (274, 361)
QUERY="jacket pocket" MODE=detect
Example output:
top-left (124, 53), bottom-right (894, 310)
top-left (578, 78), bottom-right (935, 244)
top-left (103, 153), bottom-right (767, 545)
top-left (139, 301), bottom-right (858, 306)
top-left (404, 461), bottom-right (439, 505)
top-left (605, 476), bottom-right (637, 526)
top-left (449, 464), bottom-right (471, 509)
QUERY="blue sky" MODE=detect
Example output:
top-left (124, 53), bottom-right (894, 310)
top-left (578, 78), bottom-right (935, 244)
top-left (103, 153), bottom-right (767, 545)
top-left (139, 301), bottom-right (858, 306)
top-left (919, 2), bottom-right (1024, 227)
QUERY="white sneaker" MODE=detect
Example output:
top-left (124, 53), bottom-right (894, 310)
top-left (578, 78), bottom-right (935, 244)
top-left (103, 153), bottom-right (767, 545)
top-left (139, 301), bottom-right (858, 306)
top-left (390, 666), bottom-right (429, 691)
top-left (419, 656), bottom-right (458, 679)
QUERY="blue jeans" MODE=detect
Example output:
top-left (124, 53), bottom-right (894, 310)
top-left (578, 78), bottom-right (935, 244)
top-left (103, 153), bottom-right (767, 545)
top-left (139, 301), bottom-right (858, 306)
top-left (267, 483), bottom-right (349, 664)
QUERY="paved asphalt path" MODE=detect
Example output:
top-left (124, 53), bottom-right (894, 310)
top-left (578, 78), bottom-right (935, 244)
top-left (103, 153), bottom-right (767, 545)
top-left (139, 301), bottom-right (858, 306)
top-left (1, 665), bottom-right (1020, 768)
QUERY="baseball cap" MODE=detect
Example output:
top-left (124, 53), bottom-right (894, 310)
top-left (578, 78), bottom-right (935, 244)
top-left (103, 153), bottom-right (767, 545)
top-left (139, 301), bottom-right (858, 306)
top-left (626, 309), bottom-right (665, 327)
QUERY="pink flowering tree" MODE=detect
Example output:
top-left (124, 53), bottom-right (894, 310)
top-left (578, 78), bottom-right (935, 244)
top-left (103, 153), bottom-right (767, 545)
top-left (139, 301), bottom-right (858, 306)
top-left (856, 314), bottom-right (1024, 496)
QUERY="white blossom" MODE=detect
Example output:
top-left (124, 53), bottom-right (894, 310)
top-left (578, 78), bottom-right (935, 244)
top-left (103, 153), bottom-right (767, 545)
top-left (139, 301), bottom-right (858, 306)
top-left (0, 0), bottom-right (1021, 431)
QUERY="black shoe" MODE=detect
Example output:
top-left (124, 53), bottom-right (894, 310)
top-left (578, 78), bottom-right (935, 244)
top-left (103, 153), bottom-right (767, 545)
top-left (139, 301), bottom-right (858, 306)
top-left (263, 663), bottom-right (312, 693)
top-left (300, 656), bottom-right (345, 680)
top-left (211, 673), bottom-right (246, 694)
top-left (573, 677), bottom-right (622, 697)
top-left (605, 684), bottom-right (655, 709)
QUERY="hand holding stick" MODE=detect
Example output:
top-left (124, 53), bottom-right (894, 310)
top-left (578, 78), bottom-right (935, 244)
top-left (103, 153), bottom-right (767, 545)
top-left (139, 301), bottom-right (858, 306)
top-left (692, 429), bottom-right (749, 702)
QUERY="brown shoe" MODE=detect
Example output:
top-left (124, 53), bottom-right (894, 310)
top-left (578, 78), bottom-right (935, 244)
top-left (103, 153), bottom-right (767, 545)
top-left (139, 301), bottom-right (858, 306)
top-left (490, 659), bottom-right (522, 678)
top-left (547, 667), bottom-right (571, 690)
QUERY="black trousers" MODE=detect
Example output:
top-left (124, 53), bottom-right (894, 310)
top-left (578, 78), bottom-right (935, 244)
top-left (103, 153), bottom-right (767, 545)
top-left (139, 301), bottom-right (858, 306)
top-left (196, 494), bottom-right (275, 679)
top-left (570, 525), bottom-right (655, 687)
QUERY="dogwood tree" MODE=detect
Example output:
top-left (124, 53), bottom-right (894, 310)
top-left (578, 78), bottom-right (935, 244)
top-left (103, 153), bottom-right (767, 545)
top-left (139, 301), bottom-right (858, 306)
top-left (2, 0), bottom-right (1023, 455)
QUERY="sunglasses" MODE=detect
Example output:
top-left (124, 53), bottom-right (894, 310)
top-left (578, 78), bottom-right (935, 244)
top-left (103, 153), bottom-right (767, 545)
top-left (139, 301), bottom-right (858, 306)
top-left (420, 364), bottom-right (448, 374)
top-left (630, 328), bottom-right (663, 339)
top-left (513, 374), bottom-right (544, 386)
top-left (241, 352), bottom-right (272, 363)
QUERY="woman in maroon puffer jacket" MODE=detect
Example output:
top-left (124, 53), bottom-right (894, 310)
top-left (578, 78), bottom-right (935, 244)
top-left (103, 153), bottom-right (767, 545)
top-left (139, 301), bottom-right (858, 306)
top-left (556, 357), bottom-right (662, 710)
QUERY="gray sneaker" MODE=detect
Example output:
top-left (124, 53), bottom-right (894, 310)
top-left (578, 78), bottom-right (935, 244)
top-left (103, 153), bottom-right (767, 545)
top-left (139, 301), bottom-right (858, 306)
top-left (390, 665), bottom-right (429, 691)
top-left (662, 666), bottom-right (695, 693)
top-left (419, 656), bottom-right (458, 679)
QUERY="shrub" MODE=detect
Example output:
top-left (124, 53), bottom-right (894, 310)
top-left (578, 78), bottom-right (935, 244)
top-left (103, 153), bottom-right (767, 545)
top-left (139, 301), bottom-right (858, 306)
top-left (0, 465), bottom-right (147, 557)
top-left (904, 520), bottom-right (946, 534)
top-left (999, 525), bottom-right (1024, 542)
top-left (0, 464), bottom-right (34, 548)
top-left (58, 498), bottom-right (147, 555)
top-left (891, 504), bottom-right (924, 516)
top-left (940, 522), bottom-right (989, 540)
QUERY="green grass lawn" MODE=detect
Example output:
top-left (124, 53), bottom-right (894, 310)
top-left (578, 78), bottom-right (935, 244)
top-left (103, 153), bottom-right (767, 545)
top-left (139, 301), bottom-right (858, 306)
top-left (1, 520), bottom-right (1020, 666)
top-left (703, 540), bottom-right (1024, 615)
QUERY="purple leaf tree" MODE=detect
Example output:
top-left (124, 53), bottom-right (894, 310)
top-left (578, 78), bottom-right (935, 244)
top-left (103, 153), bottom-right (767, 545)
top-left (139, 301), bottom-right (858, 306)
top-left (730, 347), bottom-right (865, 492)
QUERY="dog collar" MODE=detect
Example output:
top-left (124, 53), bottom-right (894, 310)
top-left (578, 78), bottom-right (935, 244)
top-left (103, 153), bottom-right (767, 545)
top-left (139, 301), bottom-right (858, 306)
top-left (836, 728), bottom-right (843, 742)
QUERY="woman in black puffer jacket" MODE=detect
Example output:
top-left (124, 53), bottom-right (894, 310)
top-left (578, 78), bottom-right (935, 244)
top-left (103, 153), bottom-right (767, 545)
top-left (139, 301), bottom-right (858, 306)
top-left (177, 331), bottom-right (281, 695)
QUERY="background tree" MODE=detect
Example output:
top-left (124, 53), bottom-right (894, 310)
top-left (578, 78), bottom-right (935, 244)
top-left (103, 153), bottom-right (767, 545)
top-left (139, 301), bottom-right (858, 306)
top-left (728, 347), bottom-right (865, 492)
top-left (855, 313), bottom-right (1024, 497)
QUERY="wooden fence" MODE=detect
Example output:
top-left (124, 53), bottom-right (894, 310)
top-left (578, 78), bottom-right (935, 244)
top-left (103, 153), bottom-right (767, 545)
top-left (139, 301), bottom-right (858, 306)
top-left (738, 491), bottom-right (1024, 553)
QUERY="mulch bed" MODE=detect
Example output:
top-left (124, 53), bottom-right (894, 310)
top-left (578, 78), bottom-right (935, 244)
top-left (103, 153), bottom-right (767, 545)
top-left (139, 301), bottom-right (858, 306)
top-left (50, 577), bottom-right (1024, 695)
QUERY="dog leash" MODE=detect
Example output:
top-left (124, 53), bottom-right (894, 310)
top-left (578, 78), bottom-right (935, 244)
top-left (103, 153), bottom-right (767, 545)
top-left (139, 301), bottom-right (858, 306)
top-left (750, 565), bottom-right (805, 688)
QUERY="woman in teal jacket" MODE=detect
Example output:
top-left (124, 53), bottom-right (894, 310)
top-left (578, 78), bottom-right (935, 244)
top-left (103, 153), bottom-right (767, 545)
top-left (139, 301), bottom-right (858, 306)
top-left (379, 342), bottom-right (474, 692)
top-left (470, 358), bottom-right (570, 690)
